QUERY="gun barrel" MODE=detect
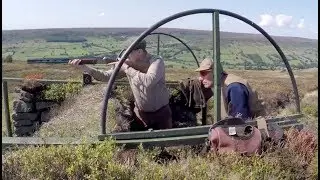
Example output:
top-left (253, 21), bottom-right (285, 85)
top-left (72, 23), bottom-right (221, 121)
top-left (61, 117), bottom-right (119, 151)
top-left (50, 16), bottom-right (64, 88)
top-left (27, 57), bottom-right (117, 65)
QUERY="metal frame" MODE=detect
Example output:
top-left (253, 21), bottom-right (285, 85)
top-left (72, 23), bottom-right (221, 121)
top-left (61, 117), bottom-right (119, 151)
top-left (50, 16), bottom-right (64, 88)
top-left (2, 81), bottom-right (13, 137)
top-left (2, 9), bottom-right (302, 148)
top-left (150, 32), bottom-right (200, 67)
top-left (100, 8), bottom-right (301, 135)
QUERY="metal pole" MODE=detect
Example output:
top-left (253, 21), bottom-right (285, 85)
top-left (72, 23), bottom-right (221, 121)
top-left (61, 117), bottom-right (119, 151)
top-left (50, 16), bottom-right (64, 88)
top-left (150, 32), bottom-right (200, 67)
top-left (157, 34), bottom-right (160, 55)
top-left (2, 81), bottom-right (13, 137)
top-left (212, 11), bottom-right (222, 123)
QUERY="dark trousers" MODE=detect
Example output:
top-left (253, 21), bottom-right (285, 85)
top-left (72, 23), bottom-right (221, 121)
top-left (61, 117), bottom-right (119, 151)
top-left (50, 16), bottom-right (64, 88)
top-left (132, 104), bottom-right (172, 131)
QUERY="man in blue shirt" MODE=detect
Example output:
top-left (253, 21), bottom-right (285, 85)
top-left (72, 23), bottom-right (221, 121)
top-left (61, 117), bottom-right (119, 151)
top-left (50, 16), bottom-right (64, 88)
top-left (195, 58), bottom-right (253, 120)
top-left (225, 82), bottom-right (251, 119)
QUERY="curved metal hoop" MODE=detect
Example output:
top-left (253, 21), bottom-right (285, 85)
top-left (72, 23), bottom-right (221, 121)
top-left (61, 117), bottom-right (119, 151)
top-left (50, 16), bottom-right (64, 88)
top-left (149, 32), bottom-right (200, 67)
top-left (100, 8), bottom-right (300, 134)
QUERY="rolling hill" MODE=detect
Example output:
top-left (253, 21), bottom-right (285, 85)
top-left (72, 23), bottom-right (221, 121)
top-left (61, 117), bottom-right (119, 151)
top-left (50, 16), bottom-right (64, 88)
top-left (2, 28), bottom-right (318, 69)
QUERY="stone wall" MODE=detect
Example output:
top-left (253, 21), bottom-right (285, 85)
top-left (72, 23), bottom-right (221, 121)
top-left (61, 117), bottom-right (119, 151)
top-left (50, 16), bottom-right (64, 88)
top-left (11, 81), bottom-right (59, 137)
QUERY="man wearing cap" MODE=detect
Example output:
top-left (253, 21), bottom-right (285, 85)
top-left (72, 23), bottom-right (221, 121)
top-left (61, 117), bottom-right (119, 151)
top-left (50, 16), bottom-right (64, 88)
top-left (195, 58), bottom-right (264, 120)
top-left (69, 40), bottom-right (172, 131)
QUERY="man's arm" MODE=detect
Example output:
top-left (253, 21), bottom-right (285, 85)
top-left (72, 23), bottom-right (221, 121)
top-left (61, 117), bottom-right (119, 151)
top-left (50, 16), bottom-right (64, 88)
top-left (83, 65), bottom-right (126, 82)
top-left (124, 58), bottom-right (165, 87)
top-left (69, 58), bottom-right (126, 82)
top-left (226, 83), bottom-right (251, 119)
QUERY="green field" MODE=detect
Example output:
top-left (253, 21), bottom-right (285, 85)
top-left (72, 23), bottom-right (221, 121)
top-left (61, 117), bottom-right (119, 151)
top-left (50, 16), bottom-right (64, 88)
top-left (2, 28), bottom-right (318, 69)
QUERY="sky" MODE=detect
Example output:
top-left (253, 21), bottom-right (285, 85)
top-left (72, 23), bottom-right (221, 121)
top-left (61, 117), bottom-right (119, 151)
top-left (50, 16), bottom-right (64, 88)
top-left (2, 0), bottom-right (318, 39)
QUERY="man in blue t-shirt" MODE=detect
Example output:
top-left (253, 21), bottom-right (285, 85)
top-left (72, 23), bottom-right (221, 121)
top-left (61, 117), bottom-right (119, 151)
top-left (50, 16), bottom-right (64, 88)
top-left (195, 58), bottom-right (253, 120)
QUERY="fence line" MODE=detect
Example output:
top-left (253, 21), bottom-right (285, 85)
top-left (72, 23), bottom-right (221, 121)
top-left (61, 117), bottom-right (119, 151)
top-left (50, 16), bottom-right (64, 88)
top-left (2, 77), bottom-right (180, 137)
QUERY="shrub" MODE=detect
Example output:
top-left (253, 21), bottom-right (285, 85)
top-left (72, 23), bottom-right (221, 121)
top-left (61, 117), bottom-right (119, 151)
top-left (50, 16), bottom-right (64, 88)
top-left (3, 129), bottom-right (318, 180)
top-left (302, 105), bottom-right (318, 117)
top-left (284, 128), bottom-right (318, 164)
top-left (43, 82), bottom-right (82, 102)
top-left (3, 55), bottom-right (13, 63)
top-left (2, 139), bottom-right (134, 180)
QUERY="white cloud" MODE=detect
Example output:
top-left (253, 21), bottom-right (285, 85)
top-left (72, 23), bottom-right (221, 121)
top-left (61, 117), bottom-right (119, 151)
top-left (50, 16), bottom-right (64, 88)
top-left (297, 18), bottom-right (305, 29)
top-left (98, 12), bottom-right (105, 17)
top-left (258, 13), bottom-right (297, 29)
top-left (258, 14), bottom-right (273, 27)
top-left (275, 14), bottom-right (293, 27)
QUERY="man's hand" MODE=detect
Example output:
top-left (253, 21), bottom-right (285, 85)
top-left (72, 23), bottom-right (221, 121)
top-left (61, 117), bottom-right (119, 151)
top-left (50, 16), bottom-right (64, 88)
top-left (69, 59), bottom-right (82, 66)
top-left (68, 59), bottom-right (89, 72)
top-left (114, 61), bottom-right (129, 72)
top-left (125, 59), bottom-right (134, 67)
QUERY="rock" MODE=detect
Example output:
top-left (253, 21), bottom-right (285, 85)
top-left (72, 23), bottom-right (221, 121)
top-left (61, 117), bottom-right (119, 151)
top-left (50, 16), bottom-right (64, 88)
top-left (36, 101), bottom-right (59, 110)
top-left (14, 125), bottom-right (36, 136)
top-left (12, 112), bottom-right (39, 121)
top-left (13, 100), bottom-right (35, 113)
top-left (19, 80), bottom-right (46, 94)
top-left (14, 122), bottom-right (40, 136)
top-left (40, 110), bottom-right (51, 122)
top-left (14, 89), bottom-right (35, 102)
top-left (14, 120), bottom-right (34, 127)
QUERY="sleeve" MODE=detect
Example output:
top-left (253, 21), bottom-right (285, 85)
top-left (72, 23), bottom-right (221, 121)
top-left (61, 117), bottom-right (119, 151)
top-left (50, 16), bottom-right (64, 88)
top-left (84, 66), bottom-right (126, 82)
top-left (124, 58), bottom-right (164, 87)
top-left (226, 82), bottom-right (250, 119)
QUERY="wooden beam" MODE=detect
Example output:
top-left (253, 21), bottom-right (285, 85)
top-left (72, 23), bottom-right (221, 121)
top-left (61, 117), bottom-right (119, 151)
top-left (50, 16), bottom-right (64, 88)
top-left (2, 123), bottom-right (303, 148)
top-left (98, 114), bottom-right (303, 140)
top-left (116, 134), bottom-right (208, 148)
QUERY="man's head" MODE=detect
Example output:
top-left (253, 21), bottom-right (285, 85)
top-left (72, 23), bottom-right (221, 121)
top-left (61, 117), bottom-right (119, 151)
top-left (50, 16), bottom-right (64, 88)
top-left (195, 58), bottom-right (214, 88)
top-left (126, 40), bottom-right (148, 61)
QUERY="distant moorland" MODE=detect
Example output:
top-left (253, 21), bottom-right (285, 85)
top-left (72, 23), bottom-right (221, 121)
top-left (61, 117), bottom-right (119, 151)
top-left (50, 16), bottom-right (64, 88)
top-left (2, 27), bottom-right (318, 69)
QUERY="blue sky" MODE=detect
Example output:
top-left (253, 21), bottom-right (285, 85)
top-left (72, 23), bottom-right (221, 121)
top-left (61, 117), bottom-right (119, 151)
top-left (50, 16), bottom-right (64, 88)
top-left (3, 0), bottom-right (318, 39)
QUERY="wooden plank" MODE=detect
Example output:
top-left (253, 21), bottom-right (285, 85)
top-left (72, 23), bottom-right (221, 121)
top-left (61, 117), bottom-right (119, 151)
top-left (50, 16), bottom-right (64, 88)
top-left (2, 134), bottom-right (207, 148)
top-left (116, 134), bottom-right (208, 148)
top-left (2, 123), bottom-right (304, 147)
top-left (277, 119), bottom-right (298, 126)
top-left (2, 81), bottom-right (13, 137)
top-left (281, 123), bottom-right (304, 131)
top-left (115, 123), bottom-right (301, 148)
top-left (263, 114), bottom-right (303, 123)
top-left (99, 114), bottom-right (302, 140)
top-left (99, 125), bottom-right (212, 141)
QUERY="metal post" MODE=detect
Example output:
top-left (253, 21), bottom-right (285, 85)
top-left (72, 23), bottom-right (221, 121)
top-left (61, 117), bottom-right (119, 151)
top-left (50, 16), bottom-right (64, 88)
top-left (212, 11), bottom-right (222, 123)
top-left (157, 34), bottom-right (160, 55)
top-left (2, 81), bottom-right (13, 137)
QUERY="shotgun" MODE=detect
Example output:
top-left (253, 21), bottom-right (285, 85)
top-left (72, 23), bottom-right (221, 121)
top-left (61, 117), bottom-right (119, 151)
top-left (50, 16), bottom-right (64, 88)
top-left (27, 49), bottom-right (126, 65)
top-left (27, 57), bottom-right (118, 65)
